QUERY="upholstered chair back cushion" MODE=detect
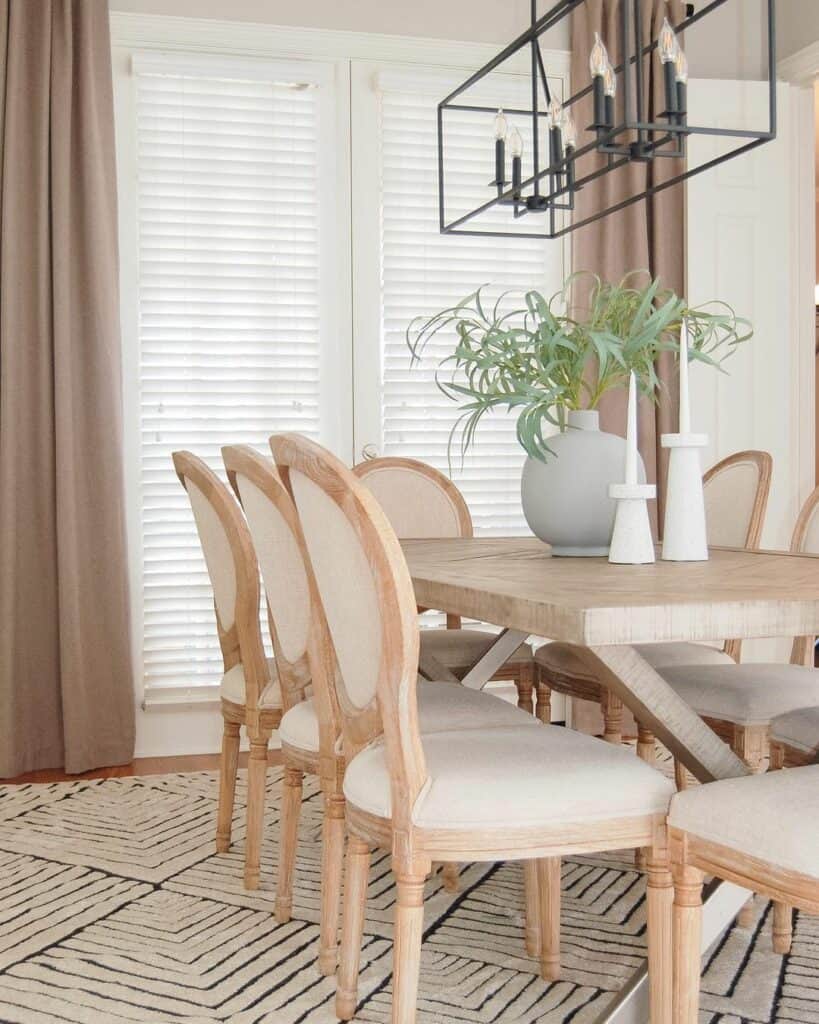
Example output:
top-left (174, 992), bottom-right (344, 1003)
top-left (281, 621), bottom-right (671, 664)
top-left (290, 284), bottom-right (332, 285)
top-left (187, 478), bottom-right (238, 632)
top-left (234, 474), bottom-right (310, 665)
top-left (354, 459), bottom-right (471, 539)
top-left (794, 487), bottom-right (819, 555)
top-left (289, 468), bottom-right (384, 712)
top-left (704, 461), bottom-right (760, 548)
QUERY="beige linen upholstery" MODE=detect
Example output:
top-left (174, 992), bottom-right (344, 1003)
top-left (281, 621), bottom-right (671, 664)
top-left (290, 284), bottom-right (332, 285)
top-left (668, 766), bottom-right (819, 877)
top-left (422, 628), bottom-right (533, 668)
top-left (187, 480), bottom-right (239, 632)
top-left (344, 724), bottom-right (675, 828)
top-left (770, 705), bottom-right (819, 753)
top-left (221, 659), bottom-right (283, 710)
top-left (704, 461), bottom-right (763, 548)
top-left (660, 665), bottom-right (819, 727)
top-left (355, 464), bottom-right (465, 538)
top-left (281, 681), bottom-right (541, 753)
top-left (535, 640), bottom-right (732, 682)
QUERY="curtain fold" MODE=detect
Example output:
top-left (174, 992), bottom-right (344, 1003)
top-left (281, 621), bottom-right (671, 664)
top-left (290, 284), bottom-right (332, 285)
top-left (0, 0), bottom-right (135, 777)
top-left (570, 0), bottom-right (685, 527)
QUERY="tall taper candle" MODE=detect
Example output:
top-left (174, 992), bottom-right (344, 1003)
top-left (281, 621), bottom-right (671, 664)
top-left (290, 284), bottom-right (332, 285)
top-left (679, 317), bottom-right (691, 434)
top-left (625, 370), bottom-right (638, 486)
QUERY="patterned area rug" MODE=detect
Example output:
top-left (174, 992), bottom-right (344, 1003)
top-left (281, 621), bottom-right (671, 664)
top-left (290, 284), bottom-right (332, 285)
top-left (0, 768), bottom-right (815, 1023)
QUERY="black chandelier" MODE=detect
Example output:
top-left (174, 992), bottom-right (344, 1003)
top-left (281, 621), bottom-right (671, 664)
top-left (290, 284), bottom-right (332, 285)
top-left (437, 0), bottom-right (776, 239)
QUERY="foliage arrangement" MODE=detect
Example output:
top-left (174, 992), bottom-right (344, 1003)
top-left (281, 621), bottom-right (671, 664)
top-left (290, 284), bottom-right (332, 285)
top-left (406, 271), bottom-right (752, 462)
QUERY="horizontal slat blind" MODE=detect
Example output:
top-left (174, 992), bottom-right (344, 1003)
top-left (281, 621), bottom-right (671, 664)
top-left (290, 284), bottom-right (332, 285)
top-left (135, 56), bottom-right (329, 694)
top-left (378, 74), bottom-right (564, 535)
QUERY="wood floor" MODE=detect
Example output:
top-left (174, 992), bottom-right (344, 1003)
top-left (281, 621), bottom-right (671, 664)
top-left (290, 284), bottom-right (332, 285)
top-left (4, 750), bottom-right (283, 785)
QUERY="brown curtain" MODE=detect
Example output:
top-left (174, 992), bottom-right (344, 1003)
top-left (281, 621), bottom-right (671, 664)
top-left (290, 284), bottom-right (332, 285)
top-left (0, 0), bottom-right (135, 776)
top-left (570, 0), bottom-right (685, 524)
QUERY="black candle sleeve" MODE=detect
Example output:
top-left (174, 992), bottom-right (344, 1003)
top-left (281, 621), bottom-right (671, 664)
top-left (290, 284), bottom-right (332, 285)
top-left (565, 145), bottom-right (575, 190)
top-left (664, 60), bottom-right (678, 115)
top-left (495, 138), bottom-right (505, 186)
top-left (512, 155), bottom-right (522, 195)
top-left (593, 76), bottom-right (606, 127)
top-left (549, 125), bottom-right (562, 168)
top-left (676, 81), bottom-right (687, 117)
top-left (604, 95), bottom-right (614, 129)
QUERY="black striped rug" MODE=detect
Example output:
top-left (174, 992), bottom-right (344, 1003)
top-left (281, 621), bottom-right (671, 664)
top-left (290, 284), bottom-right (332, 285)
top-left (0, 769), bottom-right (814, 1023)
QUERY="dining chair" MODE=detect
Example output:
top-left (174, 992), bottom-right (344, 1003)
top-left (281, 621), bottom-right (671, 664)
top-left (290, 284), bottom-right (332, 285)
top-left (668, 766), bottom-right (819, 1024)
top-left (274, 433), bottom-right (676, 1024)
top-left (172, 451), bottom-right (283, 890)
top-left (224, 444), bottom-right (543, 974)
top-left (353, 456), bottom-right (537, 713)
top-left (769, 705), bottom-right (819, 769)
top-left (534, 450), bottom-right (773, 746)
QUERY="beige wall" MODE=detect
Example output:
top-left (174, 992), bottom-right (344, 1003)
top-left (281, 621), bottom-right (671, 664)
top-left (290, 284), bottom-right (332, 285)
top-left (108, 0), bottom-right (570, 48)
top-left (778, 0), bottom-right (819, 60)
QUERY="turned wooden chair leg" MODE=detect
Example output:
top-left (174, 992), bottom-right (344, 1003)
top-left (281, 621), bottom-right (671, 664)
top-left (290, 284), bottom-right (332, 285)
top-left (672, 864), bottom-right (704, 1024)
top-left (244, 730), bottom-right (272, 890)
top-left (216, 717), bottom-right (241, 853)
top-left (319, 791), bottom-right (346, 976)
top-left (772, 900), bottom-right (793, 954)
top-left (275, 765), bottom-right (304, 921)
top-left (732, 724), bottom-right (767, 927)
top-left (647, 833), bottom-right (673, 1024)
top-left (515, 664), bottom-right (536, 716)
top-left (537, 857), bottom-right (561, 982)
top-left (673, 759), bottom-right (689, 791)
top-left (391, 870), bottom-right (428, 1024)
top-left (523, 860), bottom-right (541, 957)
top-left (440, 862), bottom-right (460, 893)
top-left (535, 676), bottom-right (552, 725)
top-left (336, 835), bottom-right (371, 1021)
top-left (601, 689), bottom-right (624, 745)
top-left (637, 724), bottom-right (657, 766)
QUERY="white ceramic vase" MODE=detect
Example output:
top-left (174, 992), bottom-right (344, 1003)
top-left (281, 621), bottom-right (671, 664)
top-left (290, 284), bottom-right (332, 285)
top-left (521, 409), bottom-right (646, 556)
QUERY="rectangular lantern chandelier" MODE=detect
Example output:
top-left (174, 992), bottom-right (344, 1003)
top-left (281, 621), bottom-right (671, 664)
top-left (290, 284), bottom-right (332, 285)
top-left (437, 0), bottom-right (776, 239)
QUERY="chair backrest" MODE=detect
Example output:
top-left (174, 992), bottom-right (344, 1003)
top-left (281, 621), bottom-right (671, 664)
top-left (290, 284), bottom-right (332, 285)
top-left (789, 485), bottom-right (819, 666)
top-left (703, 450), bottom-right (772, 549)
top-left (172, 451), bottom-right (269, 707)
top-left (222, 446), bottom-right (323, 716)
top-left (353, 457), bottom-right (472, 539)
top-left (271, 434), bottom-right (425, 828)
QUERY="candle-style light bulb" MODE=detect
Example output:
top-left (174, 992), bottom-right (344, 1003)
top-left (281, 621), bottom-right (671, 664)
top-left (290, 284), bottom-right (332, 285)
top-left (603, 61), bottom-right (617, 98)
top-left (675, 47), bottom-right (688, 119)
top-left (675, 49), bottom-right (689, 83)
top-left (493, 108), bottom-right (508, 141)
top-left (589, 31), bottom-right (609, 78)
top-left (509, 126), bottom-right (524, 158)
top-left (659, 16), bottom-right (680, 63)
top-left (561, 112), bottom-right (577, 150)
top-left (548, 97), bottom-right (563, 128)
top-left (679, 317), bottom-right (691, 434)
top-left (625, 370), bottom-right (638, 486)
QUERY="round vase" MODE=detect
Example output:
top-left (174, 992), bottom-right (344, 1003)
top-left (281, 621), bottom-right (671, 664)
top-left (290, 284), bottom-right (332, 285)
top-left (521, 409), bottom-right (646, 556)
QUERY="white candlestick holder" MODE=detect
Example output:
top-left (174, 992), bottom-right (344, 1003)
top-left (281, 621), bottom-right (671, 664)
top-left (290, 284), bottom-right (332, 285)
top-left (608, 482), bottom-right (656, 564)
top-left (661, 432), bottom-right (709, 561)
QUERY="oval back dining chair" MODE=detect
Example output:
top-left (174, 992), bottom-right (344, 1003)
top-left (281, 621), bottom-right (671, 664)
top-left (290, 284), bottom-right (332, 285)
top-left (172, 451), bottom-right (282, 890)
top-left (354, 456), bottom-right (537, 715)
top-left (274, 433), bottom-right (676, 1024)
top-left (226, 444), bottom-right (544, 974)
top-left (534, 449), bottom-right (773, 749)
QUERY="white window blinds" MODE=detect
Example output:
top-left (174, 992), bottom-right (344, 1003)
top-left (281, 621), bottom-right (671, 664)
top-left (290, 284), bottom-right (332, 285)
top-left (134, 53), bottom-right (335, 697)
top-left (377, 71), bottom-right (565, 535)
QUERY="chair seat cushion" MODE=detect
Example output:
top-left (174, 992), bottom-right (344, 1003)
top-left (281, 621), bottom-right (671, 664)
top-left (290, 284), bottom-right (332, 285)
top-left (659, 664), bottom-right (819, 726)
top-left (770, 705), bottom-right (819, 753)
top-left (421, 628), bottom-right (533, 669)
top-left (280, 680), bottom-right (540, 754)
top-left (220, 658), bottom-right (282, 709)
top-left (344, 724), bottom-right (674, 830)
top-left (536, 641), bottom-right (733, 688)
top-left (668, 766), bottom-right (819, 878)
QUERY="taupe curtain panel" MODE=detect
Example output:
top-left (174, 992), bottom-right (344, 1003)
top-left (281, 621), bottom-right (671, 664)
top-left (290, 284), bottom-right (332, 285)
top-left (0, 0), bottom-right (135, 776)
top-left (570, 0), bottom-right (685, 527)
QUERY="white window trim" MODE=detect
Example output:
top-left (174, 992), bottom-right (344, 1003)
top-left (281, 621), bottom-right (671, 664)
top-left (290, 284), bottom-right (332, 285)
top-left (112, 13), bottom-right (570, 711)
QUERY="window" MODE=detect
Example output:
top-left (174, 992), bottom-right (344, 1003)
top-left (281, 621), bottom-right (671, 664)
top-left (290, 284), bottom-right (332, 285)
top-left (132, 52), bottom-right (346, 699)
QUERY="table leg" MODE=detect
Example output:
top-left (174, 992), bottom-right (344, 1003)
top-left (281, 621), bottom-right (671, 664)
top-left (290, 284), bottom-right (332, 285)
top-left (460, 628), bottom-right (530, 690)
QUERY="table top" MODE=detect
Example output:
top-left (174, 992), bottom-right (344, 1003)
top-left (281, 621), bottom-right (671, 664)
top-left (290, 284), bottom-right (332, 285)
top-left (402, 537), bottom-right (819, 646)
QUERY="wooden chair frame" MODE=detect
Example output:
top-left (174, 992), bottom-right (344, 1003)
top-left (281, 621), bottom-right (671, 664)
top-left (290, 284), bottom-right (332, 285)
top-left (172, 451), bottom-right (282, 889)
top-left (223, 444), bottom-right (345, 975)
top-left (275, 434), bottom-right (673, 1024)
top-left (536, 449), bottom-right (773, 746)
top-left (670, 825), bottom-right (819, 1024)
top-left (353, 456), bottom-right (537, 715)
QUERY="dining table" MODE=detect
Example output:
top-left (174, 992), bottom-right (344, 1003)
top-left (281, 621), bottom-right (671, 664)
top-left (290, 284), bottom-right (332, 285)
top-left (403, 536), bottom-right (819, 1024)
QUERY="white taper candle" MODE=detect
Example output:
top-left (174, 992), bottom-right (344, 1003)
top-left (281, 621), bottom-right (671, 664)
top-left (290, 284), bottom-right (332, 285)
top-left (625, 370), bottom-right (638, 486)
top-left (679, 317), bottom-right (691, 434)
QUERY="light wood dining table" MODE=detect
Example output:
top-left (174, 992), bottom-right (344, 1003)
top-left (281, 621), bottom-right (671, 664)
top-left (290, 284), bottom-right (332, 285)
top-left (403, 536), bottom-right (819, 1024)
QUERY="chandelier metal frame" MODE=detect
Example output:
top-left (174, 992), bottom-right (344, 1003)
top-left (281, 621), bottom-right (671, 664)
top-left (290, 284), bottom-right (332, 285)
top-left (437, 0), bottom-right (776, 240)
